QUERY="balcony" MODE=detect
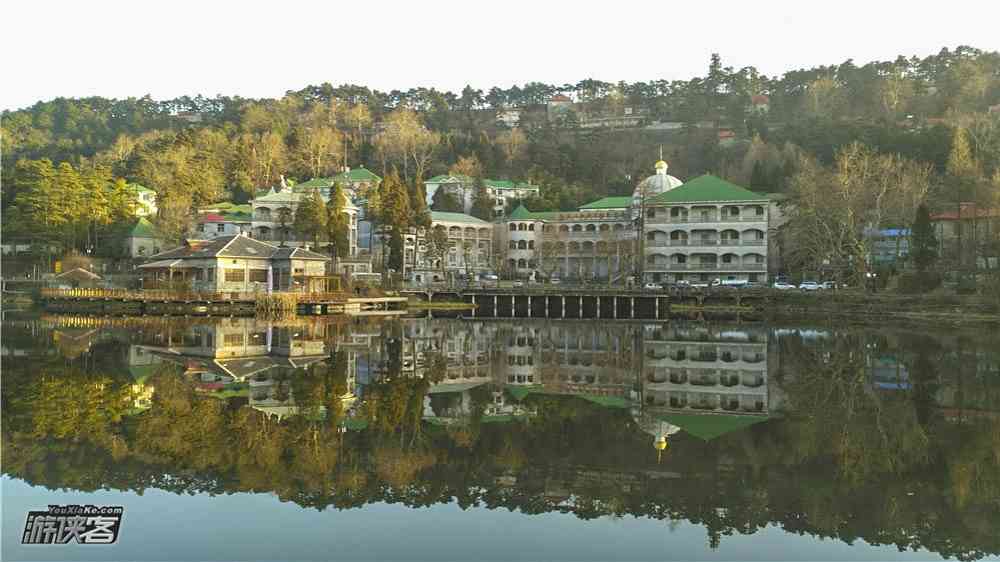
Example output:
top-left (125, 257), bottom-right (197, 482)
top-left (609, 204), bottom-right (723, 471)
top-left (647, 240), bottom-right (670, 247)
top-left (688, 239), bottom-right (719, 247)
top-left (742, 263), bottom-right (766, 270)
top-left (691, 263), bottom-right (718, 270)
top-left (741, 239), bottom-right (765, 246)
top-left (741, 215), bottom-right (767, 222)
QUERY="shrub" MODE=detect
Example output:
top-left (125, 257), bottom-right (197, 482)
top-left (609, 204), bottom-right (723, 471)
top-left (897, 271), bottom-right (942, 294)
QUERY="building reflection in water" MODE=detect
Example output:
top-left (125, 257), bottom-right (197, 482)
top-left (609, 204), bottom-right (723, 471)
top-left (122, 317), bottom-right (782, 442)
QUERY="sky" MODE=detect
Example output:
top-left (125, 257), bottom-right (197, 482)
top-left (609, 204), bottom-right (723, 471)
top-left (3, 0), bottom-right (999, 111)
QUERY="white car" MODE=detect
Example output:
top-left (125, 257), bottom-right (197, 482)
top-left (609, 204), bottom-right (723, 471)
top-left (549, 278), bottom-right (561, 285)
top-left (644, 282), bottom-right (663, 290)
top-left (799, 281), bottom-right (822, 291)
top-left (512, 280), bottom-right (524, 288)
top-left (772, 281), bottom-right (797, 290)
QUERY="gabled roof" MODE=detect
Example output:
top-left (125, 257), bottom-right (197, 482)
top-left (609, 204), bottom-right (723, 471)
top-left (253, 189), bottom-right (301, 203)
top-left (130, 218), bottom-right (160, 238)
top-left (425, 174), bottom-right (474, 184)
top-left (131, 183), bottom-right (155, 194)
top-left (294, 167), bottom-right (382, 190)
top-left (147, 235), bottom-right (329, 262)
top-left (271, 246), bottom-right (331, 260)
top-left (430, 211), bottom-right (492, 225)
top-left (484, 179), bottom-right (538, 191)
top-left (578, 196), bottom-right (632, 211)
top-left (54, 268), bottom-right (102, 281)
top-left (648, 175), bottom-right (767, 204)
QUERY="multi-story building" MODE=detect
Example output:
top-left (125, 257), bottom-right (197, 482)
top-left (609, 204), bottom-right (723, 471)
top-left (424, 175), bottom-right (540, 217)
top-left (192, 204), bottom-right (253, 239)
top-left (642, 172), bottom-right (771, 284)
top-left (495, 160), bottom-right (774, 284)
top-left (392, 211), bottom-right (495, 285)
top-left (250, 182), bottom-right (360, 257)
top-left (131, 184), bottom-right (158, 217)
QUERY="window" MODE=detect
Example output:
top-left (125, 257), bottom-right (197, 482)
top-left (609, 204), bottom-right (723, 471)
top-left (225, 269), bottom-right (244, 283)
top-left (647, 209), bottom-right (656, 218)
top-left (249, 269), bottom-right (268, 283)
top-left (217, 224), bottom-right (225, 233)
top-left (206, 268), bottom-right (215, 281)
top-left (509, 241), bottom-right (517, 250)
top-left (528, 224), bottom-right (535, 231)
top-left (528, 240), bottom-right (534, 250)
top-left (224, 333), bottom-right (244, 347)
top-left (518, 223), bottom-right (526, 231)
top-left (197, 224), bottom-right (205, 233)
top-left (137, 246), bottom-right (146, 255)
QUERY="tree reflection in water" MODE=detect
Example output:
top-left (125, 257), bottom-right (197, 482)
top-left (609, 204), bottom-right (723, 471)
top-left (2, 314), bottom-right (999, 560)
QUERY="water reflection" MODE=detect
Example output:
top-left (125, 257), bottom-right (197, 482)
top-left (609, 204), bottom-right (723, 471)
top-left (2, 314), bottom-right (999, 560)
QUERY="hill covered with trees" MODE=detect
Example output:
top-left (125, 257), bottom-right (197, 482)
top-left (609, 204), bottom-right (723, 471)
top-left (2, 46), bottom-right (999, 259)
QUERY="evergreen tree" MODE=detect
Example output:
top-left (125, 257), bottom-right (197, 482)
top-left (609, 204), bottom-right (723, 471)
top-left (750, 161), bottom-right (769, 191)
top-left (471, 178), bottom-right (494, 220)
top-left (410, 181), bottom-right (431, 228)
top-left (431, 187), bottom-right (463, 213)
top-left (325, 183), bottom-right (350, 261)
top-left (293, 187), bottom-right (327, 247)
top-left (388, 228), bottom-right (404, 272)
top-left (910, 203), bottom-right (938, 272)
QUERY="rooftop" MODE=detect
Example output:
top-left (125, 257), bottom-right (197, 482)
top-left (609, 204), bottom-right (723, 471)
top-left (430, 211), bottom-right (492, 225)
top-left (130, 218), bottom-right (159, 238)
top-left (424, 175), bottom-right (538, 191)
top-left (648, 174), bottom-right (767, 205)
top-left (145, 234), bottom-right (330, 262)
top-left (578, 196), bottom-right (632, 211)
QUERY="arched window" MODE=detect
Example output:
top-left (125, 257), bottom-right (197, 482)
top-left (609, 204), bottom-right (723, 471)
top-left (528, 223), bottom-right (535, 231)
top-left (528, 240), bottom-right (535, 249)
top-left (517, 259), bottom-right (527, 268)
top-left (518, 223), bottom-right (526, 231)
top-left (517, 240), bottom-right (527, 249)
top-left (585, 224), bottom-right (596, 232)
top-left (559, 225), bottom-right (570, 233)
top-left (509, 223), bottom-right (517, 232)
top-left (599, 224), bottom-right (610, 232)
top-left (509, 241), bottom-right (517, 250)
top-left (572, 224), bottom-right (582, 232)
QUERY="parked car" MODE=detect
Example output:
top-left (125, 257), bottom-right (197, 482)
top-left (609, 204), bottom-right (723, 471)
top-left (644, 282), bottom-right (663, 290)
top-left (479, 273), bottom-right (499, 282)
top-left (821, 281), bottom-right (838, 290)
top-left (712, 278), bottom-right (749, 289)
top-left (549, 277), bottom-right (561, 285)
top-left (673, 280), bottom-right (691, 288)
top-left (512, 280), bottom-right (524, 288)
top-left (799, 281), bottom-right (822, 291)
top-left (772, 281), bottom-right (797, 290)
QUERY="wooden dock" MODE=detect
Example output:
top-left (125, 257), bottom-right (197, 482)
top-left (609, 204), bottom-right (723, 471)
top-left (38, 289), bottom-right (407, 317)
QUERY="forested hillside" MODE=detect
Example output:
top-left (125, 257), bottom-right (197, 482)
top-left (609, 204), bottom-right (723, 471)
top-left (3, 46), bottom-right (999, 254)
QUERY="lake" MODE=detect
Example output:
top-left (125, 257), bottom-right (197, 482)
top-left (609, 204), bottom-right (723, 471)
top-left (2, 313), bottom-right (999, 561)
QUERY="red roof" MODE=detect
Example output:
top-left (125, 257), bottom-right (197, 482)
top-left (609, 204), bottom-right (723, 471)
top-left (717, 130), bottom-right (736, 139)
top-left (550, 94), bottom-right (572, 102)
top-left (931, 204), bottom-right (1000, 221)
top-left (751, 94), bottom-right (770, 105)
top-left (199, 213), bottom-right (226, 223)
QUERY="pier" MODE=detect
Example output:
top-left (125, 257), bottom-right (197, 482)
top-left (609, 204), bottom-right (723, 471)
top-left (401, 287), bottom-right (768, 320)
top-left (38, 288), bottom-right (408, 317)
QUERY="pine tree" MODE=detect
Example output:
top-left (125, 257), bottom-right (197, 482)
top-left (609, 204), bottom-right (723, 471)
top-left (326, 183), bottom-right (350, 261)
top-left (410, 181), bottom-right (431, 228)
top-left (471, 177), bottom-right (494, 220)
top-left (750, 161), bottom-right (769, 191)
top-left (910, 203), bottom-right (937, 272)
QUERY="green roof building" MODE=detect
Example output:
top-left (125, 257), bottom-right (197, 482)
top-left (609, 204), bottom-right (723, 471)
top-left (424, 175), bottom-right (540, 218)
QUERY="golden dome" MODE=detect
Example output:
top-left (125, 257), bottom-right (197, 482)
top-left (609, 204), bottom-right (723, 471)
top-left (654, 436), bottom-right (668, 451)
top-left (654, 160), bottom-right (668, 170)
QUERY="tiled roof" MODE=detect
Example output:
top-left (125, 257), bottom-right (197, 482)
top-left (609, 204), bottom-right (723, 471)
top-left (430, 211), bottom-right (492, 225)
top-left (424, 175), bottom-right (538, 191)
top-left (751, 94), bottom-right (770, 105)
top-left (648, 175), bottom-right (766, 204)
top-left (253, 189), bottom-right (301, 203)
top-left (130, 218), bottom-right (159, 238)
top-left (147, 235), bottom-right (329, 262)
top-left (578, 196), bottom-right (632, 210)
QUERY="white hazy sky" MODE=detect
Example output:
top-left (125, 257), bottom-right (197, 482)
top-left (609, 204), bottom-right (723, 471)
top-left (3, 0), bottom-right (998, 111)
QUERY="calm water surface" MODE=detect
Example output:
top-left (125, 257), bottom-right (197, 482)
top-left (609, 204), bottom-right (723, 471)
top-left (2, 312), bottom-right (999, 561)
